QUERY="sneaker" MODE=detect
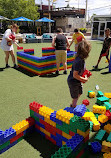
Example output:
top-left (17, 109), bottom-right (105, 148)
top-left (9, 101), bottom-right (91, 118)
top-left (13, 64), bottom-right (18, 69)
top-left (63, 70), bottom-right (67, 74)
top-left (93, 65), bottom-right (98, 69)
top-left (5, 64), bottom-right (10, 68)
top-left (55, 70), bottom-right (59, 75)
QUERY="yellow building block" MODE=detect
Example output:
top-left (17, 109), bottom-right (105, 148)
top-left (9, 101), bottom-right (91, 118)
top-left (77, 129), bottom-right (90, 138)
top-left (40, 127), bottom-right (51, 137)
top-left (90, 117), bottom-right (100, 131)
top-left (103, 152), bottom-right (111, 158)
top-left (62, 131), bottom-right (72, 140)
top-left (39, 106), bottom-right (54, 119)
top-left (104, 124), bottom-right (111, 134)
top-left (104, 93), bottom-right (111, 99)
top-left (93, 105), bottom-right (106, 114)
top-left (82, 112), bottom-right (95, 121)
top-left (98, 114), bottom-right (108, 123)
top-left (89, 92), bottom-right (96, 98)
top-left (12, 120), bottom-right (29, 135)
top-left (102, 141), bottom-right (111, 153)
top-left (62, 141), bottom-right (66, 145)
top-left (56, 109), bottom-right (74, 124)
top-left (44, 117), bottom-right (56, 127)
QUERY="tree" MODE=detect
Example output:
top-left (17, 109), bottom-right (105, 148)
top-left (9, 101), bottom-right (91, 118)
top-left (0, 0), bottom-right (39, 20)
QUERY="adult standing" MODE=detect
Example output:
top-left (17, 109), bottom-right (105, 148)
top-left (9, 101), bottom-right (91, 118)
top-left (52, 28), bottom-right (69, 75)
top-left (69, 28), bottom-right (85, 52)
top-left (1, 23), bottom-right (20, 68)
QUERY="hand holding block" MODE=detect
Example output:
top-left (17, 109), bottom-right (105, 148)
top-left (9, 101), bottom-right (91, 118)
top-left (82, 70), bottom-right (92, 78)
top-left (17, 46), bottom-right (23, 50)
top-left (9, 34), bottom-right (15, 40)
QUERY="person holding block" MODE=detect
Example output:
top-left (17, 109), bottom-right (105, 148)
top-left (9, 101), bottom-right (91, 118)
top-left (67, 40), bottom-right (91, 108)
top-left (1, 23), bottom-right (20, 68)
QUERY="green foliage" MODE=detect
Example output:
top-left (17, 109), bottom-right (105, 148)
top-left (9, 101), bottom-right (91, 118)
top-left (79, 28), bottom-right (87, 33)
top-left (0, 0), bottom-right (39, 20)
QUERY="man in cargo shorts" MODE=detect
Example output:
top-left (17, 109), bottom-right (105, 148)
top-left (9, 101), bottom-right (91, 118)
top-left (52, 28), bottom-right (69, 75)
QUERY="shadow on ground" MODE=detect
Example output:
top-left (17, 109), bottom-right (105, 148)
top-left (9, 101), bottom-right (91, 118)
top-left (0, 67), bottom-right (5, 71)
top-left (15, 67), bottom-right (38, 77)
top-left (24, 131), bottom-right (59, 158)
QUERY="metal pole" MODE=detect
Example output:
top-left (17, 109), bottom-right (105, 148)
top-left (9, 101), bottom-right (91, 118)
top-left (48, 0), bottom-right (51, 33)
top-left (85, 0), bottom-right (88, 28)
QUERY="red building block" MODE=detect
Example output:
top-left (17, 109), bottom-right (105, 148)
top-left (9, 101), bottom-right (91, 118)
top-left (106, 110), bottom-right (111, 120)
top-left (10, 132), bottom-right (24, 144)
top-left (69, 130), bottom-right (75, 136)
top-left (29, 102), bottom-right (43, 113)
top-left (26, 117), bottom-right (35, 127)
top-left (45, 135), bottom-right (56, 145)
top-left (82, 99), bottom-right (89, 106)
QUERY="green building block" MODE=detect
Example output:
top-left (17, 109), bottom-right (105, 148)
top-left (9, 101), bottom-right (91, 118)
top-left (94, 129), bottom-right (106, 142)
top-left (0, 141), bottom-right (10, 151)
top-left (86, 108), bottom-right (90, 112)
top-left (51, 145), bottom-right (72, 158)
top-left (56, 123), bottom-right (69, 134)
top-left (102, 102), bottom-right (111, 110)
top-left (89, 121), bottom-right (93, 131)
top-left (30, 109), bottom-right (34, 117)
top-left (17, 136), bottom-right (23, 143)
top-left (76, 118), bottom-right (90, 132)
top-left (97, 97), bottom-right (109, 105)
top-left (107, 132), bottom-right (111, 142)
top-left (97, 91), bottom-right (104, 97)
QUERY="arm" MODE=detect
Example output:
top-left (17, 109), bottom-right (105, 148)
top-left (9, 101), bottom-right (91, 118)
top-left (73, 71), bottom-right (88, 83)
top-left (68, 39), bottom-right (74, 48)
top-left (66, 38), bottom-right (70, 48)
top-left (52, 37), bottom-right (56, 48)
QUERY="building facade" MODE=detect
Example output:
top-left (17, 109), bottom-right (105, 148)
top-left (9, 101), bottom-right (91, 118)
top-left (91, 15), bottom-right (111, 40)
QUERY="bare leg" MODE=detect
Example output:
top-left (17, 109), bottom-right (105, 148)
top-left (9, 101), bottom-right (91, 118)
top-left (56, 62), bottom-right (60, 71)
top-left (9, 50), bottom-right (16, 65)
top-left (4, 51), bottom-right (10, 65)
top-left (62, 61), bottom-right (67, 71)
top-left (72, 94), bottom-right (81, 107)
top-left (75, 46), bottom-right (78, 52)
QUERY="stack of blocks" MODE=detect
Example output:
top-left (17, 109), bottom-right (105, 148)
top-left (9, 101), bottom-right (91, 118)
top-left (17, 47), bottom-right (76, 75)
top-left (0, 117), bottom-right (35, 154)
top-left (29, 102), bottom-right (90, 158)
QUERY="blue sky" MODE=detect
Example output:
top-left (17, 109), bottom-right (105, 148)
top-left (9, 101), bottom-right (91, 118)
top-left (35, 0), bottom-right (111, 19)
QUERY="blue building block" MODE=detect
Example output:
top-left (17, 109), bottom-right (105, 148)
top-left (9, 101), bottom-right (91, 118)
top-left (3, 127), bottom-right (16, 143)
top-left (91, 141), bottom-right (102, 153)
top-left (64, 107), bottom-right (74, 113)
top-left (23, 126), bottom-right (34, 135)
top-left (56, 133), bottom-right (68, 142)
top-left (66, 134), bottom-right (84, 151)
top-left (73, 104), bottom-right (87, 117)
top-left (35, 120), bottom-right (45, 129)
top-left (0, 130), bottom-right (4, 141)
top-left (50, 111), bottom-right (63, 126)
top-left (35, 128), bottom-right (45, 137)
top-left (34, 112), bottom-right (44, 120)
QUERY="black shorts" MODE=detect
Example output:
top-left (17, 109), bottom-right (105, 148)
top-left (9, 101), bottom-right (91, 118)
top-left (100, 49), bottom-right (109, 58)
top-left (68, 82), bottom-right (83, 99)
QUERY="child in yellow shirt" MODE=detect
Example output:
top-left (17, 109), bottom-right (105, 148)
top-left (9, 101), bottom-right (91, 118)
top-left (69, 28), bottom-right (85, 52)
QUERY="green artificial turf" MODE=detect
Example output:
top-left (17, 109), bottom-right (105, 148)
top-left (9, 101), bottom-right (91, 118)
top-left (0, 41), bottom-right (111, 158)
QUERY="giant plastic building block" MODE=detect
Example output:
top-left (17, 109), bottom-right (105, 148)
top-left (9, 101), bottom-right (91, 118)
top-left (94, 129), bottom-right (106, 142)
top-left (91, 141), bottom-right (102, 153)
top-left (93, 105), bottom-right (106, 114)
top-left (105, 110), bottom-right (111, 120)
top-left (82, 99), bottom-right (89, 106)
top-left (102, 141), bottom-right (111, 153)
top-left (17, 48), bottom-right (76, 75)
top-left (88, 91), bottom-right (96, 98)
top-left (103, 152), bottom-right (111, 158)
top-left (104, 124), bottom-right (111, 134)
top-left (104, 93), bottom-right (111, 99)
top-left (103, 102), bottom-right (111, 110)
top-left (97, 97), bottom-right (109, 105)
top-left (107, 132), bottom-right (111, 142)
top-left (98, 114), bottom-right (108, 123)
top-left (97, 91), bottom-right (104, 97)
top-left (73, 104), bottom-right (87, 117)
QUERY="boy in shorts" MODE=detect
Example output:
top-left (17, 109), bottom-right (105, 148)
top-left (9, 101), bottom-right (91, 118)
top-left (93, 28), bottom-right (111, 69)
top-left (67, 40), bottom-right (91, 107)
